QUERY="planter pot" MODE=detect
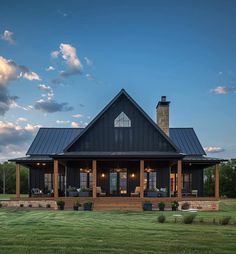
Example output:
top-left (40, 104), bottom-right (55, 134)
top-left (69, 191), bottom-right (78, 197)
top-left (146, 192), bottom-right (158, 197)
top-left (84, 203), bottom-right (92, 211)
top-left (58, 205), bottom-right (64, 210)
top-left (73, 206), bottom-right (79, 211)
top-left (79, 192), bottom-right (90, 197)
top-left (143, 203), bottom-right (152, 211)
top-left (159, 207), bottom-right (165, 211)
top-left (172, 207), bottom-right (177, 211)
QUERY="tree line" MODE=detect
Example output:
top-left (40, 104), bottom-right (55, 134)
top-left (0, 160), bottom-right (236, 197)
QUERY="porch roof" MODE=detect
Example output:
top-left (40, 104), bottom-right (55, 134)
top-left (8, 156), bottom-right (52, 163)
top-left (183, 155), bottom-right (227, 164)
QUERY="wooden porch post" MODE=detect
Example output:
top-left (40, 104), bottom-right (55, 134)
top-left (215, 164), bottom-right (220, 199)
top-left (92, 160), bottom-right (97, 198)
top-left (177, 160), bottom-right (182, 198)
top-left (16, 163), bottom-right (20, 199)
top-left (140, 160), bottom-right (144, 198)
top-left (53, 160), bottom-right (59, 199)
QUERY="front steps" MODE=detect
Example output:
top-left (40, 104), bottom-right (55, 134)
top-left (93, 197), bottom-right (142, 211)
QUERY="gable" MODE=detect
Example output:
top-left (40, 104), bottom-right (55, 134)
top-left (67, 91), bottom-right (178, 153)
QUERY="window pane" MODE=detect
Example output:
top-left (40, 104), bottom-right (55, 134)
top-left (80, 173), bottom-right (88, 189)
top-left (114, 112), bottom-right (131, 127)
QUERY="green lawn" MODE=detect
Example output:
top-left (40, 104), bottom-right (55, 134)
top-left (0, 200), bottom-right (236, 254)
top-left (0, 194), bottom-right (28, 199)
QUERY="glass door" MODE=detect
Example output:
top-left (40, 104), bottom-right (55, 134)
top-left (109, 168), bottom-right (127, 196)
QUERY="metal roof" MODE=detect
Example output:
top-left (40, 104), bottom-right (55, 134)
top-left (25, 127), bottom-right (206, 156)
top-left (183, 156), bottom-right (227, 163)
top-left (26, 128), bottom-right (83, 155)
top-left (169, 128), bottom-right (206, 156)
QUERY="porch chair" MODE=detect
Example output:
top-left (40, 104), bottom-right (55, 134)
top-left (131, 186), bottom-right (140, 197)
top-left (96, 186), bottom-right (106, 197)
top-left (31, 188), bottom-right (43, 197)
top-left (191, 190), bottom-right (198, 197)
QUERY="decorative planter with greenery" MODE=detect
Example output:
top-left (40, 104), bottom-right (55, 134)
top-left (73, 200), bottom-right (81, 211)
top-left (143, 201), bottom-right (152, 211)
top-left (67, 186), bottom-right (78, 197)
top-left (171, 201), bottom-right (179, 211)
top-left (83, 200), bottom-right (93, 211)
top-left (158, 202), bottom-right (165, 211)
top-left (146, 189), bottom-right (158, 197)
top-left (57, 200), bottom-right (65, 210)
top-left (181, 202), bottom-right (190, 210)
top-left (79, 188), bottom-right (90, 197)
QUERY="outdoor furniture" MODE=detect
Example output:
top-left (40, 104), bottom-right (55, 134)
top-left (96, 186), bottom-right (106, 197)
top-left (131, 186), bottom-right (140, 197)
top-left (31, 188), bottom-right (43, 197)
top-left (191, 190), bottom-right (198, 197)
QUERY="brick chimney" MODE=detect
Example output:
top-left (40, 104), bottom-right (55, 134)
top-left (156, 96), bottom-right (170, 136)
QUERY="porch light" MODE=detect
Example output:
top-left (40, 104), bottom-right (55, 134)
top-left (131, 173), bottom-right (135, 178)
top-left (36, 163), bottom-right (40, 166)
top-left (42, 163), bottom-right (46, 166)
top-left (101, 173), bottom-right (105, 178)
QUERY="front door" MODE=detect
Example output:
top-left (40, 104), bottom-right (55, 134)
top-left (109, 168), bottom-right (127, 196)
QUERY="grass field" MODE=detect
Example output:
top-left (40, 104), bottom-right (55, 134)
top-left (0, 194), bottom-right (28, 199)
top-left (0, 200), bottom-right (236, 254)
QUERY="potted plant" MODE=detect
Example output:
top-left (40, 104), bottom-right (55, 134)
top-left (171, 201), bottom-right (179, 211)
top-left (158, 201), bottom-right (165, 211)
top-left (57, 200), bottom-right (65, 210)
top-left (73, 200), bottom-right (81, 211)
top-left (79, 188), bottom-right (90, 197)
top-left (67, 186), bottom-right (78, 197)
top-left (83, 200), bottom-right (93, 211)
top-left (143, 200), bottom-right (152, 211)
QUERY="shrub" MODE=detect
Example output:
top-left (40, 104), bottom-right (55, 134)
top-left (46, 204), bottom-right (51, 208)
top-left (0, 203), bottom-right (2, 208)
top-left (158, 202), bottom-right (165, 211)
top-left (57, 200), bottom-right (65, 210)
top-left (219, 216), bottom-right (231, 225)
top-left (181, 202), bottom-right (190, 210)
top-left (199, 217), bottom-right (204, 223)
top-left (73, 200), bottom-right (81, 211)
top-left (183, 213), bottom-right (197, 224)
top-left (158, 214), bottom-right (166, 223)
top-left (171, 201), bottom-right (179, 211)
top-left (212, 218), bottom-right (216, 224)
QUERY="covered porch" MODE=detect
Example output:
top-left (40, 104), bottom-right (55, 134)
top-left (14, 156), bottom-right (221, 200)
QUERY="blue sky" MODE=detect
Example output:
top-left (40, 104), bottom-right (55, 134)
top-left (0, 0), bottom-right (236, 160)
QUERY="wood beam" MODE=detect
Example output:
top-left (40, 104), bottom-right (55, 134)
top-left (215, 164), bottom-right (220, 199)
top-left (140, 160), bottom-right (144, 198)
top-left (92, 160), bottom-right (97, 198)
top-left (177, 160), bottom-right (182, 198)
top-left (16, 163), bottom-right (20, 199)
top-left (53, 160), bottom-right (59, 199)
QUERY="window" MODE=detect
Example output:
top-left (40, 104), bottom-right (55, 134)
top-left (149, 172), bottom-right (157, 190)
top-left (44, 173), bottom-right (53, 192)
top-left (114, 112), bottom-right (131, 127)
top-left (182, 173), bottom-right (192, 192)
top-left (80, 173), bottom-right (88, 189)
top-left (80, 169), bottom-right (92, 189)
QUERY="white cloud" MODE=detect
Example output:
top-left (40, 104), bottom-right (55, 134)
top-left (204, 146), bottom-right (225, 153)
top-left (72, 113), bottom-right (83, 118)
top-left (71, 121), bottom-right (80, 128)
top-left (16, 117), bottom-right (28, 123)
top-left (0, 120), bottom-right (40, 161)
top-left (212, 86), bottom-right (236, 94)
top-left (1, 30), bottom-right (15, 45)
top-left (51, 50), bottom-right (60, 58)
top-left (84, 57), bottom-right (93, 66)
top-left (60, 43), bottom-right (83, 72)
top-left (56, 120), bottom-right (70, 124)
top-left (46, 66), bottom-right (55, 71)
top-left (38, 84), bottom-right (54, 99)
top-left (21, 71), bottom-right (41, 81)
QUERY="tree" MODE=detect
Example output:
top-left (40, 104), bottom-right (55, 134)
top-left (204, 166), bottom-right (215, 197)
top-left (220, 159), bottom-right (236, 198)
top-left (0, 162), bottom-right (29, 194)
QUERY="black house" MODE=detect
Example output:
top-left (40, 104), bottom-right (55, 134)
top-left (10, 89), bottom-right (223, 205)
